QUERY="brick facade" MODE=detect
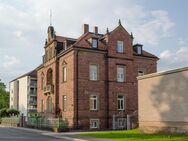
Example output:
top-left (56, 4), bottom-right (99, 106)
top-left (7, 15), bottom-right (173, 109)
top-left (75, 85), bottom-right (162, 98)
top-left (37, 22), bottom-right (159, 130)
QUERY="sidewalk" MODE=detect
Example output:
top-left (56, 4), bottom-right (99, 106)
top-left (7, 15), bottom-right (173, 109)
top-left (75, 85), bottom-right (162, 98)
top-left (9, 126), bottom-right (114, 141)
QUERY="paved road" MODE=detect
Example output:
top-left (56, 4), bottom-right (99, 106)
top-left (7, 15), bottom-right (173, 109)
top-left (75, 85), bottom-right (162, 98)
top-left (0, 127), bottom-right (71, 141)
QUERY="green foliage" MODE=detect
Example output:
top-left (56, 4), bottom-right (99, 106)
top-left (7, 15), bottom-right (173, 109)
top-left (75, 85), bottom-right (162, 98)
top-left (0, 80), bottom-right (9, 109)
top-left (0, 108), bottom-right (19, 118)
top-left (80, 129), bottom-right (188, 141)
top-left (7, 108), bottom-right (20, 116)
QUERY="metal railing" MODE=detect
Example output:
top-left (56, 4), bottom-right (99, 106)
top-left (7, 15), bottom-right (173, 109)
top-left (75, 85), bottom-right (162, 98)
top-left (27, 117), bottom-right (68, 129)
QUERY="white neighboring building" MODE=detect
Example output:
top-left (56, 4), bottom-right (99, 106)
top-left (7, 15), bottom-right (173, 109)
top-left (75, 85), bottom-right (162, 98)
top-left (9, 70), bottom-right (37, 117)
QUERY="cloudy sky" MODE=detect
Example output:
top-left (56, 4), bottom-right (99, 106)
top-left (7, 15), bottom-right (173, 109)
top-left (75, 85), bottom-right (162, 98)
top-left (0, 0), bottom-right (188, 88)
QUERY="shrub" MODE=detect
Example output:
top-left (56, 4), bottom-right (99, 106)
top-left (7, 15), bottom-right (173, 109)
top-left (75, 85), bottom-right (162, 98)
top-left (0, 108), bottom-right (19, 118)
top-left (7, 109), bottom-right (20, 116)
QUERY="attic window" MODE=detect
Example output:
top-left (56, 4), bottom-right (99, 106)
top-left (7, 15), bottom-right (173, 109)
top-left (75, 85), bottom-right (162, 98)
top-left (137, 46), bottom-right (142, 54)
top-left (64, 41), bottom-right (67, 50)
top-left (92, 38), bottom-right (98, 48)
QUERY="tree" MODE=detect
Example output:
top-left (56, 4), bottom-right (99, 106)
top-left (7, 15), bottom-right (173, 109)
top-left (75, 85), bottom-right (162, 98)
top-left (0, 79), bottom-right (9, 109)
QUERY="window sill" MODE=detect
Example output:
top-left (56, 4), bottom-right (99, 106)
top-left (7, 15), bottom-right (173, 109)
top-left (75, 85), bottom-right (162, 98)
top-left (116, 81), bottom-right (126, 83)
top-left (90, 127), bottom-right (99, 129)
top-left (90, 109), bottom-right (98, 112)
top-left (116, 51), bottom-right (125, 54)
top-left (89, 79), bottom-right (99, 81)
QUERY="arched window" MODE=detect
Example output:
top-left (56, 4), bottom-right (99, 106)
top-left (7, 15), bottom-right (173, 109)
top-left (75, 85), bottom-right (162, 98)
top-left (46, 96), bottom-right (53, 113)
top-left (62, 61), bottom-right (67, 82)
top-left (41, 73), bottom-right (44, 90)
top-left (47, 68), bottom-right (53, 85)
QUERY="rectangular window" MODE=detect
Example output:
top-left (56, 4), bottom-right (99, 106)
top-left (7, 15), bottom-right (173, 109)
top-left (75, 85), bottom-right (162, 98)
top-left (117, 41), bottom-right (124, 53)
top-left (137, 46), bottom-right (142, 54)
top-left (117, 66), bottom-right (125, 82)
top-left (62, 66), bottom-right (67, 82)
top-left (90, 119), bottom-right (99, 129)
top-left (92, 38), bottom-right (98, 48)
top-left (118, 95), bottom-right (125, 110)
top-left (90, 95), bottom-right (98, 110)
top-left (62, 95), bottom-right (67, 112)
top-left (89, 64), bottom-right (98, 80)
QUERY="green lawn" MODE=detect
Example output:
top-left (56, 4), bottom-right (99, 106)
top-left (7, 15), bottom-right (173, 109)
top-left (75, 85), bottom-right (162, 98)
top-left (79, 129), bottom-right (188, 141)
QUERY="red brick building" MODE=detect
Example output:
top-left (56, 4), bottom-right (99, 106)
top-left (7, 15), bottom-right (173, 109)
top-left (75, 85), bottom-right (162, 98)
top-left (37, 21), bottom-right (158, 130)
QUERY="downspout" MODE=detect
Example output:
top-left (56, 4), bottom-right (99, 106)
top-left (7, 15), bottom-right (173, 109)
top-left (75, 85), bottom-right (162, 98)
top-left (106, 53), bottom-right (109, 129)
top-left (76, 50), bottom-right (79, 129)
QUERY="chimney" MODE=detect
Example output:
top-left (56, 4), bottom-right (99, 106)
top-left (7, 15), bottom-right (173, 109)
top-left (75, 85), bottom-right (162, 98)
top-left (94, 26), bottom-right (98, 34)
top-left (83, 24), bottom-right (89, 34)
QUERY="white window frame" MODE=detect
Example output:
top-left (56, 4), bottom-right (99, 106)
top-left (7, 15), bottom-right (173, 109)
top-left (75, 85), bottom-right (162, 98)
top-left (89, 64), bottom-right (98, 81)
top-left (62, 65), bottom-right (67, 82)
top-left (92, 38), bottom-right (98, 48)
top-left (137, 46), bottom-right (142, 54)
top-left (90, 95), bottom-right (98, 111)
top-left (62, 95), bottom-right (67, 112)
top-left (117, 41), bottom-right (124, 53)
top-left (117, 65), bottom-right (125, 82)
top-left (118, 95), bottom-right (125, 110)
top-left (90, 119), bottom-right (99, 129)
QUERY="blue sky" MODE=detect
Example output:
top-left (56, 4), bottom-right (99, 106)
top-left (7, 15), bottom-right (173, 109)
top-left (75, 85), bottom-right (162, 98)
top-left (0, 0), bottom-right (188, 88)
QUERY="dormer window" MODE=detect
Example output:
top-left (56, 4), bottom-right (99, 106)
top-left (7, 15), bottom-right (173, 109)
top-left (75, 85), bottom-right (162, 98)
top-left (92, 38), bottom-right (98, 48)
top-left (64, 41), bottom-right (67, 50)
top-left (137, 46), bottom-right (142, 55)
top-left (133, 43), bottom-right (143, 55)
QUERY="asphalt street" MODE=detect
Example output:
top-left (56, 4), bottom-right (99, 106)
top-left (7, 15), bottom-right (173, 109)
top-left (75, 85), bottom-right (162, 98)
top-left (0, 127), bottom-right (71, 141)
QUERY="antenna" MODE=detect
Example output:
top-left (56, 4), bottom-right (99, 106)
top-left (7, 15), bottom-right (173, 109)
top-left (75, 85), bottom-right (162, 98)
top-left (50, 10), bottom-right (52, 26)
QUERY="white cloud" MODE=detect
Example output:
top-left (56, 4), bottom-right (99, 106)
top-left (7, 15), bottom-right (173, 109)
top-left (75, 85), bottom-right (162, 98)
top-left (0, 0), bottom-right (175, 87)
top-left (160, 50), bottom-right (172, 59)
top-left (2, 55), bottom-right (21, 70)
top-left (159, 38), bottom-right (188, 71)
top-left (132, 10), bottom-right (175, 45)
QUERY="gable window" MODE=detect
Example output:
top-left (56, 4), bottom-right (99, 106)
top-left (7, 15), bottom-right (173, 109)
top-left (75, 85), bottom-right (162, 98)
top-left (118, 95), bottom-right (125, 110)
top-left (90, 119), bottom-right (99, 129)
top-left (62, 95), bottom-right (67, 112)
top-left (90, 95), bottom-right (98, 110)
top-left (117, 41), bottom-right (124, 53)
top-left (117, 65), bottom-right (125, 82)
top-left (89, 64), bottom-right (98, 81)
top-left (92, 38), bottom-right (98, 48)
top-left (62, 66), bottom-right (67, 82)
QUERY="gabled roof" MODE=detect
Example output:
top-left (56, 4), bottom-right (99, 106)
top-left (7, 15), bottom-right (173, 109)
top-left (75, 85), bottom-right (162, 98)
top-left (73, 32), bottom-right (105, 49)
top-left (56, 36), bottom-right (77, 43)
top-left (133, 50), bottom-right (159, 59)
top-left (10, 69), bottom-right (37, 83)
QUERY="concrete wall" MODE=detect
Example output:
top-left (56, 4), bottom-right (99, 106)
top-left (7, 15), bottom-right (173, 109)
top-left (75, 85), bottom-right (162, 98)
top-left (18, 76), bottom-right (28, 116)
top-left (138, 67), bottom-right (188, 134)
top-left (9, 80), bottom-right (19, 109)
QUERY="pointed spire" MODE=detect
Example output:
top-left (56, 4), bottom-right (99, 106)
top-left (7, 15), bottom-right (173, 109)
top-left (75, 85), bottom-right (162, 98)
top-left (106, 27), bottom-right (109, 34)
top-left (118, 19), bottom-right (121, 25)
top-left (130, 32), bottom-right (134, 39)
top-left (50, 10), bottom-right (52, 26)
